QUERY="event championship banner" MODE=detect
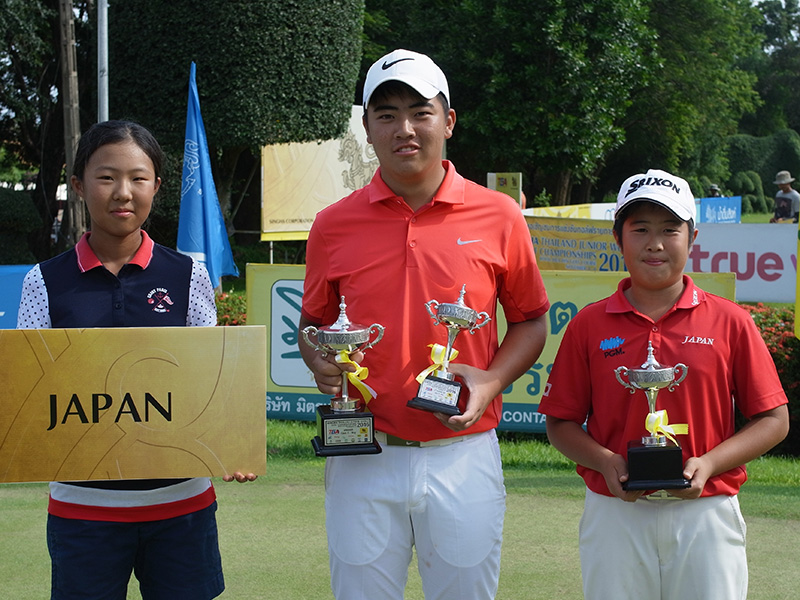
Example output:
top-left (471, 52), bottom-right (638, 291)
top-left (0, 326), bottom-right (266, 483)
top-left (248, 264), bottom-right (734, 434)
top-left (527, 216), bottom-right (625, 272)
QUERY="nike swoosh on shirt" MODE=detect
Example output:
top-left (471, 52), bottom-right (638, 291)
top-left (457, 238), bottom-right (482, 245)
top-left (382, 58), bottom-right (414, 70)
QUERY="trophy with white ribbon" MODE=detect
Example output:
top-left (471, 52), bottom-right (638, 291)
top-left (302, 297), bottom-right (384, 456)
top-left (408, 284), bottom-right (490, 415)
top-left (615, 342), bottom-right (690, 490)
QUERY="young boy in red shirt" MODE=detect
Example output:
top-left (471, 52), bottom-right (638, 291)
top-left (538, 168), bottom-right (789, 600)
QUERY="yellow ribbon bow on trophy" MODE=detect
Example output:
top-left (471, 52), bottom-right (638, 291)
top-left (415, 343), bottom-right (459, 384)
top-left (335, 350), bottom-right (377, 403)
top-left (645, 410), bottom-right (688, 445)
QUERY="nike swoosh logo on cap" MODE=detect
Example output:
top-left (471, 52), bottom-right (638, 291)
top-left (382, 58), bottom-right (414, 70)
top-left (457, 238), bottom-right (482, 245)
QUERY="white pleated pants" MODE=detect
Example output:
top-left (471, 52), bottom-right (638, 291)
top-left (580, 488), bottom-right (748, 600)
top-left (324, 430), bottom-right (506, 600)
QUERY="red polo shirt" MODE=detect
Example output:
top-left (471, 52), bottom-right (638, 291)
top-left (538, 276), bottom-right (787, 497)
top-left (302, 161), bottom-right (549, 441)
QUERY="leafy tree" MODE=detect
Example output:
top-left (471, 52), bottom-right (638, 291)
top-left (726, 128), bottom-right (800, 209)
top-left (365, 0), bottom-right (761, 204)
top-left (596, 0), bottom-right (762, 199)
top-left (0, 0), bottom-right (94, 260)
top-left (759, 0), bottom-right (800, 46)
top-left (108, 0), bottom-right (364, 237)
top-left (1, 0), bottom-right (363, 257)
top-left (740, 0), bottom-right (800, 136)
top-left (365, 0), bottom-right (654, 205)
top-left (0, 147), bottom-right (29, 186)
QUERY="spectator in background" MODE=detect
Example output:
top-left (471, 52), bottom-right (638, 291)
top-left (708, 183), bottom-right (721, 197)
top-left (770, 170), bottom-right (800, 223)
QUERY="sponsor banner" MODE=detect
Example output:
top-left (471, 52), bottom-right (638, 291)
top-left (526, 197), bottom-right (742, 224)
top-left (260, 106), bottom-right (378, 241)
top-left (697, 196), bottom-right (741, 223)
top-left (527, 217), bottom-right (624, 272)
top-left (525, 203), bottom-right (601, 219)
top-left (526, 216), bottom-right (797, 303)
top-left (0, 265), bottom-right (31, 329)
top-left (0, 326), bottom-right (266, 483)
top-left (248, 264), bottom-right (733, 433)
top-left (487, 172), bottom-right (523, 206)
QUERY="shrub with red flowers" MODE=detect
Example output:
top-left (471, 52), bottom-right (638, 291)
top-left (741, 303), bottom-right (799, 456)
top-left (215, 290), bottom-right (247, 326)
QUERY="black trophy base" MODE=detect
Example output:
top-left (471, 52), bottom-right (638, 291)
top-left (623, 439), bottom-right (691, 491)
top-left (312, 404), bottom-right (382, 457)
top-left (311, 436), bottom-right (381, 457)
top-left (408, 375), bottom-right (462, 416)
top-left (407, 396), bottom-right (462, 416)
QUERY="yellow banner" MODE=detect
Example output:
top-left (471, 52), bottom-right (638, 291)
top-left (487, 172), bottom-right (523, 205)
top-left (261, 106), bottom-right (378, 241)
top-left (0, 326), bottom-right (266, 483)
top-left (526, 215), bottom-right (624, 271)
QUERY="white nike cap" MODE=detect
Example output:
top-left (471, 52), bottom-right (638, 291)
top-left (363, 49), bottom-right (450, 109)
top-left (615, 169), bottom-right (696, 222)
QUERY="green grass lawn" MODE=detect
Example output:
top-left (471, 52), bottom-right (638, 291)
top-left (1, 420), bottom-right (798, 599)
top-left (740, 211), bottom-right (772, 224)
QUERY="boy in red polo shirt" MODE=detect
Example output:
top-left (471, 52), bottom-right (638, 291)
top-left (298, 49), bottom-right (549, 599)
top-left (538, 169), bottom-right (789, 600)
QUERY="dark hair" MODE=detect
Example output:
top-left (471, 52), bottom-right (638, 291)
top-left (72, 120), bottom-right (164, 182)
top-left (613, 200), bottom-right (695, 251)
top-left (366, 80), bottom-right (450, 114)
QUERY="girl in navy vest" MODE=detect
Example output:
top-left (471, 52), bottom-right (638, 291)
top-left (17, 120), bottom-right (255, 600)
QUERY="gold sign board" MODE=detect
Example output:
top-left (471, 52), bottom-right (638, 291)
top-left (0, 326), bottom-right (266, 483)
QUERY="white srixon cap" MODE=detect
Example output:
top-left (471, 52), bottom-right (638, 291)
top-left (363, 49), bottom-right (450, 108)
top-left (615, 169), bottom-right (696, 222)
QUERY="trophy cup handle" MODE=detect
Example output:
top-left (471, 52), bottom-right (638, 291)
top-left (302, 326), bottom-right (327, 353)
top-left (469, 311), bottom-right (492, 334)
top-left (668, 363), bottom-right (688, 391)
top-left (363, 324), bottom-right (385, 350)
top-left (614, 366), bottom-right (637, 393)
top-left (425, 300), bottom-right (441, 325)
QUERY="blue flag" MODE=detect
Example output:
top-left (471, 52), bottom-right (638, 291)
top-left (177, 61), bottom-right (239, 287)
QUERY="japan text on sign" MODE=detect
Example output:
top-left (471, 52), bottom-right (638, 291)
top-left (0, 326), bottom-right (266, 483)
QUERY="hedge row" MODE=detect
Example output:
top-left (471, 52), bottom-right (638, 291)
top-left (0, 187), bottom-right (41, 264)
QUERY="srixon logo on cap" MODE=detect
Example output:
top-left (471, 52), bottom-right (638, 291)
top-left (625, 176), bottom-right (681, 197)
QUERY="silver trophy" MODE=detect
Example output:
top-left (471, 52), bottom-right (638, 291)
top-left (615, 341), bottom-right (690, 490)
top-left (408, 284), bottom-right (491, 415)
top-left (302, 296), bottom-right (384, 456)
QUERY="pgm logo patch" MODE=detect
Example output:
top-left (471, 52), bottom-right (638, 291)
top-left (599, 336), bottom-right (625, 358)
